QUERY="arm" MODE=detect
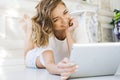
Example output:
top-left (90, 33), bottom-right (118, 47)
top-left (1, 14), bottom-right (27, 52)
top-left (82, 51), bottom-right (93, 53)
top-left (42, 50), bottom-right (78, 80)
top-left (37, 49), bottom-right (77, 80)
top-left (24, 25), bottom-right (34, 57)
top-left (21, 14), bottom-right (35, 57)
top-left (42, 50), bottom-right (60, 74)
top-left (66, 18), bottom-right (78, 53)
top-left (66, 30), bottom-right (75, 53)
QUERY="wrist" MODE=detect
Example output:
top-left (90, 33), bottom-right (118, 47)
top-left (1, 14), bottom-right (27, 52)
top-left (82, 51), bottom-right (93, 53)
top-left (66, 30), bottom-right (72, 36)
top-left (56, 64), bottom-right (62, 75)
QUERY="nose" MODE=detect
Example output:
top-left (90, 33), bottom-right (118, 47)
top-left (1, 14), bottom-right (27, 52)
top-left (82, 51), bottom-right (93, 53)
top-left (61, 17), bottom-right (69, 27)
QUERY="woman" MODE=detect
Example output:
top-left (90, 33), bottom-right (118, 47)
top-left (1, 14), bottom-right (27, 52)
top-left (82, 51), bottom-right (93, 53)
top-left (23, 0), bottom-right (79, 80)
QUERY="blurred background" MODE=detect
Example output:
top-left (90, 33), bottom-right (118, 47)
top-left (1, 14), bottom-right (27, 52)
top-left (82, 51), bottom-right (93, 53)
top-left (0, 0), bottom-right (120, 79)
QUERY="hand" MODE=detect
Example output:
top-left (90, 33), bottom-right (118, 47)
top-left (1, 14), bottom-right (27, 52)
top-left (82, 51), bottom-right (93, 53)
top-left (66, 18), bottom-right (78, 32)
top-left (57, 58), bottom-right (78, 80)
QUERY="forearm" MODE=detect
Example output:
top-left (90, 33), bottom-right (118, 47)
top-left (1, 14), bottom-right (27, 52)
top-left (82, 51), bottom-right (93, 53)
top-left (66, 31), bottom-right (75, 53)
top-left (24, 27), bottom-right (34, 57)
top-left (66, 18), bottom-right (78, 53)
top-left (43, 50), bottom-right (60, 75)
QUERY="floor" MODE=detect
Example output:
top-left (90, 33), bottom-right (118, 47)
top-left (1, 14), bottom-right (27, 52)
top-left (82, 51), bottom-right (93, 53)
top-left (0, 59), bottom-right (120, 80)
top-left (0, 49), bottom-right (120, 80)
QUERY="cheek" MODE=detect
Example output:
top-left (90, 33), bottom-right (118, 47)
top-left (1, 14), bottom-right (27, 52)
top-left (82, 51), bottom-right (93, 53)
top-left (67, 14), bottom-right (71, 18)
top-left (53, 22), bottom-right (62, 30)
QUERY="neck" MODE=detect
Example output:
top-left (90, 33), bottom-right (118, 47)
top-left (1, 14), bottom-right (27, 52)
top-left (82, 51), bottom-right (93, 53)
top-left (54, 30), bottom-right (66, 40)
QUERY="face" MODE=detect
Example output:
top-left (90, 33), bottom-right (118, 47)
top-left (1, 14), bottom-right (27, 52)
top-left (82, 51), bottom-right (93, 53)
top-left (51, 3), bottom-right (71, 32)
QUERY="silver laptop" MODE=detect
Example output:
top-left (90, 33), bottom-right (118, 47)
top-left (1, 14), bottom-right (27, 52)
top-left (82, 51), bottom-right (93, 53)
top-left (70, 43), bottom-right (120, 78)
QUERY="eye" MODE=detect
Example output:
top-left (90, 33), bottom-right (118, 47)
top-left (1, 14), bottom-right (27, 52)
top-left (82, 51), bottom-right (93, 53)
top-left (64, 10), bottom-right (69, 15)
top-left (53, 18), bottom-right (58, 23)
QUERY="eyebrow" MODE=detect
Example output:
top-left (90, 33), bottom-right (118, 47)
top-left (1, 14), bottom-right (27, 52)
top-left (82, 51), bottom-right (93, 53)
top-left (52, 8), bottom-right (67, 20)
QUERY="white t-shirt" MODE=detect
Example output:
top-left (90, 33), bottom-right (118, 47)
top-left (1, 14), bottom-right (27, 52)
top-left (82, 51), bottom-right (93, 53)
top-left (41, 17), bottom-right (90, 64)
top-left (26, 17), bottom-right (90, 68)
top-left (43, 35), bottom-right (69, 64)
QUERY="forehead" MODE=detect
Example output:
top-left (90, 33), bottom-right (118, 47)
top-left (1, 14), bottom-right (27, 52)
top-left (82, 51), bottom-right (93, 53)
top-left (51, 3), bottom-right (66, 18)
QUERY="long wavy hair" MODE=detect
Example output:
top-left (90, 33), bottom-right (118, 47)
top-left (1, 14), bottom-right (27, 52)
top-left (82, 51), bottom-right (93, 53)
top-left (31, 0), bottom-right (65, 47)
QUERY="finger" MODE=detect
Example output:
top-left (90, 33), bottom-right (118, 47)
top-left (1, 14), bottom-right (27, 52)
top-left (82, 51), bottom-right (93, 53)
top-left (64, 65), bottom-right (78, 73)
top-left (61, 72), bottom-right (71, 77)
top-left (62, 57), bottom-right (69, 63)
top-left (57, 58), bottom-right (70, 68)
top-left (60, 66), bottom-right (79, 79)
top-left (58, 67), bottom-right (73, 73)
top-left (58, 61), bottom-right (77, 69)
top-left (58, 65), bottom-right (78, 74)
top-left (71, 18), bottom-right (78, 25)
top-left (69, 18), bottom-right (73, 26)
top-left (61, 76), bottom-right (69, 80)
top-left (57, 63), bottom-right (71, 69)
top-left (19, 14), bottom-right (29, 23)
top-left (57, 65), bottom-right (72, 73)
top-left (69, 22), bottom-right (73, 26)
top-left (57, 66), bottom-right (71, 73)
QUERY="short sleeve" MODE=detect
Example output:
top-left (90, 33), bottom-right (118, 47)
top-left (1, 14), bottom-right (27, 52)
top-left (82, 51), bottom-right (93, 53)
top-left (38, 36), bottom-right (55, 66)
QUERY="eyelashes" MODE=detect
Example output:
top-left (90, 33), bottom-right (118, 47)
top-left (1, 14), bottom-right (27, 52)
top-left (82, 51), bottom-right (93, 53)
top-left (64, 10), bottom-right (68, 15)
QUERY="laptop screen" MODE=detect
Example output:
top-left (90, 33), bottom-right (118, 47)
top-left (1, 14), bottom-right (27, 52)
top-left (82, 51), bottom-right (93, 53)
top-left (70, 43), bottom-right (120, 78)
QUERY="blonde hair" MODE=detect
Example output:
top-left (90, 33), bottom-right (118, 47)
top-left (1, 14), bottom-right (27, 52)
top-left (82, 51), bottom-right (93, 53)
top-left (31, 0), bottom-right (65, 47)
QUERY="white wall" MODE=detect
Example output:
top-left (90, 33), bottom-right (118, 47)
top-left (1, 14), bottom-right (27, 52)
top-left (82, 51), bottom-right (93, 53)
top-left (0, 0), bottom-right (120, 59)
top-left (0, 0), bottom-right (38, 60)
top-left (0, 0), bottom-right (81, 50)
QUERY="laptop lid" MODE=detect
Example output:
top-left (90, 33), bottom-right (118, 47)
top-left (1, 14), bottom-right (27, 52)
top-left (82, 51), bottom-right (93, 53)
top-left (70, 43), bottom-right (120, 78)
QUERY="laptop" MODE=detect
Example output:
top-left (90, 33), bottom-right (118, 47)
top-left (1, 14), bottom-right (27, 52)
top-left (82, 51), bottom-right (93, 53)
top-left (70, 43), bottom-right (120, 78)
